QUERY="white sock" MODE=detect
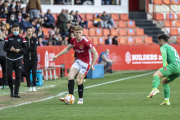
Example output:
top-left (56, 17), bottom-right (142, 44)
top-left (79, 98), bottom-right (83, 100)
top-left (165, 98), bottom-right (169, 100)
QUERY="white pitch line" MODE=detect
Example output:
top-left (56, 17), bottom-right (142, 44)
top-left (0, 71), bottom-right (154, 111)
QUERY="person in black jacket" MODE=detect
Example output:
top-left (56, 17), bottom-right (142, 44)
top-left (6, 14), bottom-right (17, 27)
top-left (3, 24), bottom-right (27, 98)
top-left (112, 36), bottom-right (118, 45)
top-left (0, 38), bottom-right (7, 89)
top-left (24, 27), bottom-right (38, 92)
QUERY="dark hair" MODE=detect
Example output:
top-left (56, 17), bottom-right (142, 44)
top-left (26, 27), bottom-right (32, 31)
top-left (12, 24), bottom-right (20, 28)
top-left (158, 34), bottom-right (169, 42)
top-left (108, 34), bottom-right (110, 37)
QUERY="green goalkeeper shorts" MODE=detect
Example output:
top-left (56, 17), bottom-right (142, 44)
top-left (159, 63), bottom-right (180, 83)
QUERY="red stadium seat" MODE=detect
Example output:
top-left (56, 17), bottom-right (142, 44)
top-left (52, 13), bottom-right (58, 21)
top-left (153, 0), bottom-right (163, 4)
top-left (127, 21), bottom-right (136, 28)
top-left (178, 13), bottom-right (180, 20)
top-left (177, 37), bottom-right (180, 43)
top-left (175, 21), bottom-right (180, 27)
top-left (119, 29), bottom-right (127, 36)
top-left (163, 0), bottom-right (171, 4)
top-left (136, 29), bottom-right (144, 36)
top-left (111, 14), bottom-right (120, 21)
top-left (135, 37), bottom-right (144, 44)
top-left (127, 37), bottom-right (135, 44)
top-left (118, 37), bottom-right (127, 45)
top-left (86, 13), bottom-right (93, 20)
top-left (111, 29), bottom-right (118, 36)
top-left (166, 14), bottom-right (175, 20)
top-left (164, 21), bottom-right (173, 27)
top-left (42, 27), bottom-right (50, 37)
top-left (98, 37), bottom-right (105, 45)
top-left (95, 29), bottom-right (102, 36)
top-left (145, 37), bottom-right (154, 44)
top-left (94, 13), bottom-right (101, 18)
top-left (170, 29), bottom-right (179, 35)
top-left (92, 37), bottom-right (99, 45)
top-left (172, 0), bottom-right (180, 4)
top-left (89, 29), bottom-right (95, 36)
top-left (127, 29), bottom-right (135, 36)
top-left (118, 21), bottom-right (127, 28)
top-left (120, 14), bottom-right (129, 21)
top-left (79, 13), bottom-right (85, 20)
top-left (103, 29), bottom-right (110, 36)
top-left (88, 21), bottom-right (93, 28)
top-left (83, 29), bottom-right (89, 36)
top-left (154, 13), bottom-right (164, 20)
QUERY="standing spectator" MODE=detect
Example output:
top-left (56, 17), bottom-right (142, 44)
top-left (74, 11), bottom-right (88, 29)
top-left (105, 35), bottom-right (112, 45)
top-left (43, 9), bottom-right (55, 28)
top-left (112, 36), bottom-right (118, 45)
top-left (15, 1), bottom-right (21, 13)
top-left (21, 7), bottom-right (27, 19)
top-left (6, 14), bottom-right (17, 27)
top-left (26, 0), bottom-right (41, 19)
top-left (94, 15), bottom-right (101, 27)
top-left (38, 37), bottom-right (44, 46)
top-left (58, 9), bottom-right (68, 36)
top-left (0, 34), bottom-right (7, 89)
top-left (20, 15), bottom-right (32, 32)
top-left (100, 11), bottom-right (116, 29)
top-left (1, 0), bottom-right (9, 18)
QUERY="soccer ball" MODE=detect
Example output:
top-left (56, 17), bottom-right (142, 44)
top-left (64, 94), bottom-right (75, 105)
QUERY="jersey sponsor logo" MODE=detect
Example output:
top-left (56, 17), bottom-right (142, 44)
top-left (17, 39), bottom-right (20, 42)
top-left (79, 45), bottom-right (83, 49)
top-left (9, 38), bottom-right (14, 40)
top-left (75, 49), bottom-right (84, 53)
top-left (81, 65), bottom-right (87, 70)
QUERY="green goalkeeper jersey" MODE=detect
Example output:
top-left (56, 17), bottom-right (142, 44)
top-left (160, 44), bottom-right (180, 66)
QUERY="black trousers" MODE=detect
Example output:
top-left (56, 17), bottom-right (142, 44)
top-left (0, 56), bottom-right (7, 85)
top-left (24, 58), bottom-right (37, 87)
top-left (7, 58), bottom-right (22, 94)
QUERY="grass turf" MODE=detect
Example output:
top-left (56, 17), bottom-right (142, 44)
top-left (0, 70), bottom-right (180, 120)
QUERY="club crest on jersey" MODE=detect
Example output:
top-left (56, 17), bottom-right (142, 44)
top-left (79, 45), bottom-right (83, 49)
top-left (17, 39), bottom-right (20, 42)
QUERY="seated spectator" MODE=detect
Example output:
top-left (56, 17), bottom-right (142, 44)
top-left (20, 1), bottom-right (23, 7)
top-left (94, 15), bottom-right (101, 27)
top-left (20, 15), bottom-right (32, 32)
top-left (65, 9), bottom-right (69, 19)
top-left (16, 11), bottom-right (23, 24)
top-left (36, 26), bottom-right (44, 39)
top-left (112, 36), bottom-right (118, 45)
top-left (52, 34), bottom-right (57, 45)
top-left (67, 10), bottom-right (75, 25)
top-left (105, 35), bottom-right (112, 45)
top-left (102, 0), bottom-right (112, 5)
top-left (98, 49), bottom-right (114, 73)
top-left (68, 32), bottom-right (75, 44)
top-left (74, 11), bottom-right (88, 29)
top-left (8, 27), bottom-right (13, 35)
top-left (21, 7), bottom-right (27, 19)
top-left (100, 11), bottom-right (116, 29)
top-left (43, 9), bottom-right (55, 28)
top-left (67, 21), bottom-right (74, 35)
top-left (6, 14), bottom-right (17, 27)
top-left (32, 26), bottom-right (36, 33)
top-left (38, 37), bottom-right (44, 46)
top-left (33, 32), bottom-right (37, 38)
top-left (37, 17), bottom-right (42, 27)
top-left (1, 0), bottom-right (9, 18)
top-left (19, 28), bottom-right (25, 37)
top-left (15, 1), bottom-right (21, 13)
top-left (58, 9), bottom-right (68, 36)
top-left (48, 27), bottom-right (57, 38)
top-left (7, 7), bottom-right (16, 20)
top-left (9, 0), bottom-right (15, 11)
top-left (62, 37), bottom-right (68, 45)
top-left (56, 34), bottom-right (62, 45)
top-left (1, 29), bottom-right (7, 39)
top-left (56, 28), bottom-right (60, 34)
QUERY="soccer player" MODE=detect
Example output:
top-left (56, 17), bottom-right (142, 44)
top-left (147, 34), bottom-right (180, 105)
top-left (53, 25), bottom-right (98, 104)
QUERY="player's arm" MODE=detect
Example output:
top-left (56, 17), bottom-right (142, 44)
top-left (53, 45), bottom-right (73, 61)
top-left (89, 47), bottom-right (98, 71)
top-left (160, 47), bottom-right (167, 69)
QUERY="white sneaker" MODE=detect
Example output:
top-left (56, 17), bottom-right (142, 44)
top-left (32, 87), bottom-right (36, 92)
top-left (77, 99), bottom-right (83, 104)
top-left (28, 87), bottom-right (32, 92)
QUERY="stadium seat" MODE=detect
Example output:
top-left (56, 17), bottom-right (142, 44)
top-left (83, 29), bottom-right (89, 36)
top-left (153, 0), bottom-right (163, 4)
top-left (103, 29), bottom-right (110, 36)
top-left (42, 27), bottom-right (50, 37)
top-left (164, 21), bottom-right (173, 27)
top-left (136, 28), bottom-right (144, 36)
top-left (144, 37), bottom-right (154, 44)
top-left (111, 29), bottom-right (118, 36)
top-left (163, 0), bottom-right (171, 4)
top-left (92, 37), bottom-right (99, 45)
top-left (178, 13), bottom-right (180, 20)
top-left (175, 21), bottom-right (180, 27)
top-left (89, 29), bottom-right (95, 36)
top-left (98, 37), bottom-right (105, 45)
top-left (94, 13), bottom-right (101, 18)
top-left (118, 37), bottom-right (127, 45)
top-left (86, 37), bottom-right (92, 42)
top-left (79, 13), bottom-right (85, 20)
top-left (135, 37), bottom-right (144, 44)
top-left (111, 14), bottom-right (120, 21)
top-left (127, 37), bottom-right (135, 44)
top-left (95, 29), bottom-right (102, 36)
top-left (176, 36), bottom-right (180, 43)
top-left (170, 29), bottom-right (179, 35)
top-left (154, 13), bottom-right (164, 20)
top-left (52, 13), bottom-right (58, 21)
top-left (128, 29), bottom-right (135, 36)
top-left (114, 22), bottom-right (118, 28)
top-left (118, 21), bottom-right (127, 28)
top-left (166, 14), bottom-right (175, 20)
top-left (127, 21), bottom-right (136, 28)
top-left (119, 29), bottom-right (127, 36)
top-left (172, 0), bottom-right (180, 4)
top-left (120, 14), bottom-right (129, 21)
top-left (86, 13), bottom-right (93, 20)
top-left (88, 21), bottom-right (93, 28)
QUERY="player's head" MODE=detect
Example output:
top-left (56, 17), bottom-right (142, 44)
top-left (12, 24), bottom-right (20, 36)
top-left (74, 25), bottom-right (83, 40)
top-left (26, 27), bottom-right (33, 37)
top-left (158, 34), bottom-right (169, 46)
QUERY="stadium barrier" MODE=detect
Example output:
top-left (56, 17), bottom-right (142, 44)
top-left (1, 44), bottom-right (180, 78)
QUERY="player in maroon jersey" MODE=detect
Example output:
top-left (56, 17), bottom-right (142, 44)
top-left (53, 25), bottom-right (98, 104)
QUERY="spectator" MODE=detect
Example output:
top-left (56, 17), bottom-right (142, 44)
top-left (26, 0), bottom-right (42, 19)
top-left (15, 1), bottom-right (21, 13)
top-left (65, 9), bottom-right (69, 19)
top-left (32, 27), bottom-right (36, 33)
top-left (1, 0), bottom-right (9, 18)
top-left (6, 14), bottom-right (17, 27)
top-left (48, 27), bottom-right (57, 38)
top-left (94, 15), bottom-right (101, 27)
top-left (105, 35), bottom-right (112, 45)
top-left (21, 7), bottom-right (27, 19)
top-left (7, 7), bottom-right (16, 20)
top-left (33, 32), bottom-right (37, 38)
top-left (98, 49), bottom-right (114, 73)
top-left (43, 9), bottom-right (55, 28)
top-left (31, 18), bottom-right (38, 31)
top-left (52, 34), bottom-right (57, 45)
top-left (9, 0), bottom-right (15, 11)
top-left (56, 34), bottom-right (62, 45)
top-left (20, 1), bottom-right (23, 8)
top-left (68, 32), bottom-right (74, 44)
top-left (62, 37), bottom-right (68, 45)
top-left (8, 26), bottom-right (13, 35)
top-left (19, 28), bottom-right (24, 37)
top-left (20, 15), bottom-right (32, 32)
top-left (0, 0), bottom-right (3, 17)
top-left (1, 20), bottom-right (9, 30)
top-left (74, 11), bottom-right (88, 29)
top-left (58, 9), bottom-right (68, 36)
top-left (56, 28), bottom-right (60, 34)
top-left (38, 37), bottom-right (44, 46)
top-left (102, 0), bottom-right (112, 5)
top-left (67, 21), bottom-right (74, 34)
top-left (1, 29), bottom-right (7, 39)
top-left (37, 17), bottom-right (42, 27)
top-left (100, 11), bottom-right (116, 29)
top-left (112, 36), bottom-right (118, 45)
top-left (39, 11), bottom-right (44, 18)
top-left (16, 11), bottom-right (23, 24)
top-left (69, 10), bottom-right (76, 25)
